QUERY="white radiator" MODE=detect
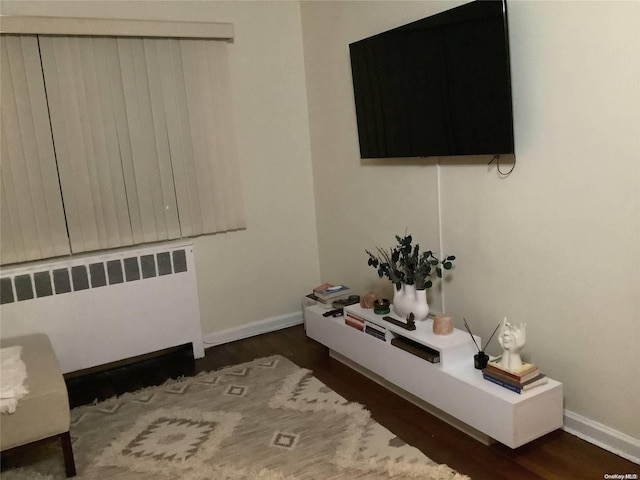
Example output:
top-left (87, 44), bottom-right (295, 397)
top-left (0, 241), bottom-right (204, 374)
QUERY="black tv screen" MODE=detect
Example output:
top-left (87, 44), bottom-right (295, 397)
top-left (349, 0), bottom-right (514, 158)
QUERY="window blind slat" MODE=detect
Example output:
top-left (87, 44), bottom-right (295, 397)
top-left (40, 35), bottom-right (99, 253)
top-left (118, 38), bottom-right (157, 242)
top-left (207, 41), bottom-right (246, 232)
top-left (1, 39), bottom-right (41, 258)
top-left (22, 39), bottom-right (70, 259)
top-left (120, 37), bottom-right (181, 243)
top-left (156, 38), bottom-right (201, 237)
top-left (76, 38), bottom-right (110, 247)
top-left (92, 37), bottom-right (134, 247)
top-left (182, 41), bottom-right (220, 232)
top-left (78, 37), bottom-right (126, 249)
top-left (109, 38), bottom-right (144, 245)
top-left (143, 38), bottom-right (181, 240)
top-left (206, 40), bottom-right (236, 232)
top-left (130, 38), bottom-right (166, 241)
top-left (0, 35), bottom-right (70, 264)
top-left (181, 39), bottom-right (246, 234)
top-left (0, 166), bottom-right (19, 265)
top-left (1, 125), bottom-right (24, 265)
top-left (62, 36), bottom-right (97, 250)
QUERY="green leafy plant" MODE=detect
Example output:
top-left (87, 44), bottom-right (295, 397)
top-left (366, 246), bottom-right (403, 290)
top-left (366, 233), bottom-right (455, 290)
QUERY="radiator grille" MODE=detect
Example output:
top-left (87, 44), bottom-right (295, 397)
top-left (0, 248), bottom-right (188, 305)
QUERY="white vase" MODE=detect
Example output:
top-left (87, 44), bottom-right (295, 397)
top-left (412, 288), bottom-right (430, 321)
top-left (392, 284), bottom-right (409, 318)
top-left (392, 284), bottom-right (430, 321)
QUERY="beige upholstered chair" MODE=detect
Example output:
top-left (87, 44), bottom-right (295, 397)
top-left (1, 333), bottom-right (76, 477)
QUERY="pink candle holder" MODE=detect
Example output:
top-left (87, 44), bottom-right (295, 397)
top-left (433, 315), bottom-right (453, 335)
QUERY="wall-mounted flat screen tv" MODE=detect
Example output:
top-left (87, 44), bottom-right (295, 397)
top-left (349, 0), bottom-right (515, 159)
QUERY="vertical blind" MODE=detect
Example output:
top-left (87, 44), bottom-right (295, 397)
top-left (1, 31), bottom-right (245, 264)
top-left (0, 35), bottom-right (70, 263)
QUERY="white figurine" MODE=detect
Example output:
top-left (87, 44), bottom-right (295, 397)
top-left (498, 317), bottom-right (526, 371)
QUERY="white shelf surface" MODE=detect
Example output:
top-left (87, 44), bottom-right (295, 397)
top-left (345, 304), bottom-right (478, 369)
top-left (305, 302), bottom-right (564, 448)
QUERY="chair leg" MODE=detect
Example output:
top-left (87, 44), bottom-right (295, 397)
top-left (60, 431), bottom-right (76, 477)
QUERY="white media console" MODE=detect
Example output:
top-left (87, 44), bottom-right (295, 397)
top-left (304, 302), bottom-right (563, 448)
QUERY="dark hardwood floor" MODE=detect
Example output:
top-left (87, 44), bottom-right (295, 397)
top-left (65, 325), bottom-right (637, 480)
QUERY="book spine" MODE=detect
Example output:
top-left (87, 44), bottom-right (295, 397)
top-left (487, 361), bottom-right (537, 376)
top-left (483, 369), bottom-right (524, 386)
top-left (316, 293), bottom-right (349, 301)
top-left (346, 312), bottom-right (367, 324)
top-left (485, 365), bottom-right (537, 382)
top-left (483, 373), bottom-right (522, 394)
top-left (522, 378), bottom-right (548, 390)
top-left (315, 286), bottom-right (350, 299)
top-left (485, 365), bottom-right (519, 380)
top-left (365, 326), bottom-right (386, 341)
top-left (364, 322), bottom-right (386, 341)
top-left (345, 317), bottom-right (364, 331)
top-left (364, 321), bottom-right (385, 333)
top-left (306, 293), bottom-right (335, 308)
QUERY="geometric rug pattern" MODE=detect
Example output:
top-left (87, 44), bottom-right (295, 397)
top-left (1, 355), bottom-right (469, 480)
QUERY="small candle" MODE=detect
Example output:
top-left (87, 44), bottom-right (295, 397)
top-left (433, 315), bottom-right (453, 335)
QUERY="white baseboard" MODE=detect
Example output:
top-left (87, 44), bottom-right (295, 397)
top-left (202, 311), bottom-right (303, 347)
top-left (563, 410), bottom-right (640, 465)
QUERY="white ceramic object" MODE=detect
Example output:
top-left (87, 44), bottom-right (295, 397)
top-left (498, 318), bottom-right (527, 371)
top-left (392, 283), bottom-right (429, 321)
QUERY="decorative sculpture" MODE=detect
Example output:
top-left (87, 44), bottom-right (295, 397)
top-left (406, 313), bottom-right (415, 330)
top-left (498, 318), bottom-right (527, 371)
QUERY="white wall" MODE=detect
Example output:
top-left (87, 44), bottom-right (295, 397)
top-left (300, 0), bottom-right (640, 442)
top-left (0, 1), bottom-right (321, 334)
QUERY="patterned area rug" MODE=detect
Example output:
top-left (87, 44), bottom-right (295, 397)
top-left (2, 356), bottom-right (469, 479)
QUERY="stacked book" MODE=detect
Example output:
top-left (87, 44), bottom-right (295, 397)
top-left (314, 283), bottom-right (350, 300)
top-left (482, 361), bottom-right (548, 394)
top-left (344, 309), bottom-right (366, 332)
top-left (364, 322), bottom-right (386, 341)
top-left (308, 283), bottom-right (352, 308)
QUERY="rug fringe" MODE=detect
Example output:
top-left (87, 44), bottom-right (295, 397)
top-left (184, 465), bottom-right (299, 480)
